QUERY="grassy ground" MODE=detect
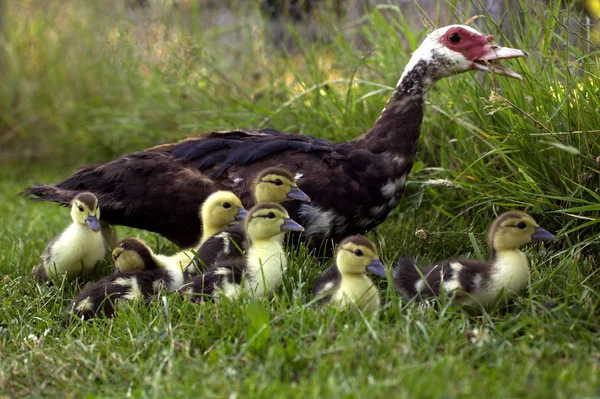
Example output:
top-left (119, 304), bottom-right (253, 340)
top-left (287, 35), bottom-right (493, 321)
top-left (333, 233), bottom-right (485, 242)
top-left (1, 0), bottom-right (599, 397)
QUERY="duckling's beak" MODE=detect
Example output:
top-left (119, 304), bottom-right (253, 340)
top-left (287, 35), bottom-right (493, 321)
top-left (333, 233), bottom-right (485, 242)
top-left (287, 185), bottom-right (311, 202)
top-left (280, 218), bottom-right (305, 232)
top-left (85, 215), bottom-right (101, 232)
top-left (531, 227), bottom-right (556, 242)
top-left (366, 258), bottom-right (387, 277)
top-left (235, 208), bottom-right (249, 221)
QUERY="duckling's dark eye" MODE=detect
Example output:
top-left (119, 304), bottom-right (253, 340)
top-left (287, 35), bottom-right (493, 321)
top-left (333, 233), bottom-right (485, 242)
top-left (223, 202), bottom-right (232, 209)
top-left (517, 222), bottom-right (527, 229)
top-left (449, 32), bottom-right (461, 43)
top-left (354, 249), bottom-right (364, 257)
top-left (273, 179), bottom-right (283, 186)
top-left (267, 212), bottom-right (276, 219)
top-left (77, 205), bottom-right (84, 212)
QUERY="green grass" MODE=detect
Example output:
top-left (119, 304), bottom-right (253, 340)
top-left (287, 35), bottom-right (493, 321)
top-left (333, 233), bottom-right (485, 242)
top-left (1, 0), bottom-right (599, 397)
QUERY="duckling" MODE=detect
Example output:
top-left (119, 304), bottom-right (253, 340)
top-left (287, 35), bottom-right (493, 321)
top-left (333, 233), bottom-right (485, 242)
top-left (183, 167), bottom-right (310, 276)
top-left (393, 211), bottom-right (556, 308)
top-left (69, 238), bottom-right (184, 319)
top-left (33, 192), bottom-right (105, 282)
top-left (166, 190), bottom-right (247, 270)
top-left (181, 203), bottom-right (304, 302)
top-left (313, 235), bottom-right (386, 312)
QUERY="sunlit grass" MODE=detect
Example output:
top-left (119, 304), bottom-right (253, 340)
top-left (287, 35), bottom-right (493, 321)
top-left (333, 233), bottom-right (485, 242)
top-left (0, 0), bottom-right (599, 397)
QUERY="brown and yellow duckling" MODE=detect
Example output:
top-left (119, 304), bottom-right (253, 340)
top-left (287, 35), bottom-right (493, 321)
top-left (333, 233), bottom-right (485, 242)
top-left (393, 211), bottom-right (556, 308)
top-left (180, 203), bottom-right (304, 302)
top-left (313, 235), bottom-right (386, 312)
top-left (69, 238), bottom-right (184, 319)
top-left (184, 167), bottom-right (309, 277)
top-left (33, 192), bottom-right (105, 283)
top-left (166, 190), bottom-right (247, 270)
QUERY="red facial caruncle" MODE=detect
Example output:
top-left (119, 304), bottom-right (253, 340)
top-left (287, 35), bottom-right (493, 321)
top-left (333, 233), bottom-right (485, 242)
top-left (439, 26), bottom-right (495, 61)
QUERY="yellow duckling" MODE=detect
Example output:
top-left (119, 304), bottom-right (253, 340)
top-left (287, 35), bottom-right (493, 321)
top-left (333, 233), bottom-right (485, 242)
top-left (33, 192), bottom-right (105, 282)
top-left (181, 203), bottom-right (304, 301)
top-left (313, 235), bottom-right (386, 312)
top-left (183, 167), bottom-right (309, 276)
top-left (393, 211), bottom-right (556, 308)
top-left (160, 190), bottom-right (247, 271)
top-left (69, 238), bottom-right (184, 319)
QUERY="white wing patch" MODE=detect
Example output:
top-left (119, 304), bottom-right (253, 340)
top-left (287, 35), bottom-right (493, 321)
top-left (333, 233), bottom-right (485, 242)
top-left (442, 262), bottom-right (464, 292)
top-left (75, 297), bottom-right (94, 312)
top-left (294, 172), bottom-right (304, 181)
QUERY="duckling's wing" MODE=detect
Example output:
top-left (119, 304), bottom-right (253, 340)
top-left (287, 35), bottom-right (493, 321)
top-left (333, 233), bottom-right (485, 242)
top-left (181, 259), bottom-right (245, 302)
top-left (394, 257), bottom-right (492, 299)
top-left (24, 152), bottom-right (218, 247)
top-left (393, 257), bottom-right (444, 298)
top-left (313, 262), bottom-right (341, 302)
top-left (186, 224), bottom-right (247, 278)
top-left (70, 270), bottom-right (159, 319)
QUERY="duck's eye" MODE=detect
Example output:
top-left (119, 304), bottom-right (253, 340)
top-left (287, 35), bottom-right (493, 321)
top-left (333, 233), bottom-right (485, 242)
top-left (273, 179), bottom-right (283, 186)
top-left (77, 205), bottom-right (84, 212)
top-left (449, 32), bottom-right (461, 43)
top-left (267, 212), bottom-right (276, 219)
top-left (517, 222), bottom-right (527, 229)
top-left (354, 249), bottom-right (364, 257)
top-left (223, 202), bottom-right (232, 209)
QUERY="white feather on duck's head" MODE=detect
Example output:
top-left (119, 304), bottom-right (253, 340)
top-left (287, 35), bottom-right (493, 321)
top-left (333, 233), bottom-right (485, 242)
top-left (400, 24), bottom-right (527, 89)
top-left (488, 211), bottom-right (556, 255)
top-left (245, 203), bottom-right (304, 242)
top-left (254, 167), bottom-right (311, 204)
top-left (112, 237), bottom-right (157, 273)
top-left (70, 192), bottom-right (101, 232)
top-left (336, 235), bottom-right (387, 277)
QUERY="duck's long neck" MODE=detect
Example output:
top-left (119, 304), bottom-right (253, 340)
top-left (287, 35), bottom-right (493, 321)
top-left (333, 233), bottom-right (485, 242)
top-left (354, 57), bottom-right (438, 158)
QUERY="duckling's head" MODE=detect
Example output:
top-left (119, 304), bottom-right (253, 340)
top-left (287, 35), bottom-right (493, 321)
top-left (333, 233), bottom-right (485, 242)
top-left (245, 203), bottom-right (304, 241)
top-left (201, 191), bottom-right (247, 231)
top-left (112, 237), bottom-right (155, 272)
top-left (254, 167), bottom-right (310, 204)
top-left (489, 211), bottom-right (556, 253)
top-left (336, 235), bottom-right (386, 277)
top-left (70, 192), bottom-right (101, 232)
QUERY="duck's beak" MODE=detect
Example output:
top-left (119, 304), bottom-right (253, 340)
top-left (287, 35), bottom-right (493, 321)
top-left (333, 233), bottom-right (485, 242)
top-left (287, 185), bottom-right (311, 202)
top-left (85, 215), bottom-right (101, 232)
top-left (366, 258), bottom-right (387, 277)
top-left (235, 207), bottom-right (249, 221)
top-left (280, 218), bottom-right (305, 232)
top-left (531, 227), bottom-right (556, 242)
top-left (473, 41), bottom-right (528, 80)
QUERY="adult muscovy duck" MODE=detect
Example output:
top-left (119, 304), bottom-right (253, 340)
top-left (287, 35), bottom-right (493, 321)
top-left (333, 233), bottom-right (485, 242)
top-left (24, 25), bottom-right (527, 247)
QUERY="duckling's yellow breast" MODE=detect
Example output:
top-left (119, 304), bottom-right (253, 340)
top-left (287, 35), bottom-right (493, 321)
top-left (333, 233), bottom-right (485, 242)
top-left (244, 240), bottom-right (287, 297)
top-left (475, 250), bottom-right (529, 307)
top-left (333, 275), bottom-right (380, 311)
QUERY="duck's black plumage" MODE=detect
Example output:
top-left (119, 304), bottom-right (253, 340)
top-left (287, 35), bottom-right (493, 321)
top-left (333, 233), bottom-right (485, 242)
top-left (24, 26), bottom-right (527, 247)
